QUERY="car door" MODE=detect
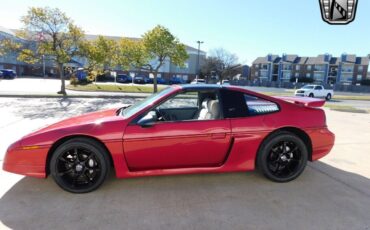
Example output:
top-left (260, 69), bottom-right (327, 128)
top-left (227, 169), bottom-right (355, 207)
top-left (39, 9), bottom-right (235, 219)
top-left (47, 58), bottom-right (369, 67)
top-left (314, 86), bottom-right (324, 97)
top-left (123, 90), bottom-right (232, 171)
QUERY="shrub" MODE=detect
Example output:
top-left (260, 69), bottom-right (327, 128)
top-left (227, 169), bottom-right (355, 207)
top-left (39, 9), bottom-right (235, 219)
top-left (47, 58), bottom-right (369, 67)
top-left (70, 75), bottom-right (78, 86)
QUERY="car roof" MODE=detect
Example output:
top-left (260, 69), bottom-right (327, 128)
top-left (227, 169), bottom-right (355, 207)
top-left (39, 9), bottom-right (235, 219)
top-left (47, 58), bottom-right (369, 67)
top-left (175, 84), bottom-right (234, 90)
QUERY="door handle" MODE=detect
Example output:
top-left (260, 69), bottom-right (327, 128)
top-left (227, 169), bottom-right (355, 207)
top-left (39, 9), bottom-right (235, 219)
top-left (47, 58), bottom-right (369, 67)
top-left (211, 133), bottom-right (226, 139)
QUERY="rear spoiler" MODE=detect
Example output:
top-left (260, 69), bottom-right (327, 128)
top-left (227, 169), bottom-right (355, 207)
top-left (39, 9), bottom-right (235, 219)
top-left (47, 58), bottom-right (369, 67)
top-left (273, 96), bottom-right (326, 107)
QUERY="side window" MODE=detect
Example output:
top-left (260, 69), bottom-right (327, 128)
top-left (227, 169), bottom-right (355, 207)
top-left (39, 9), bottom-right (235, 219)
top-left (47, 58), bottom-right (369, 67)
top-left (158, 91), bottom-right (198, 109)
top-left (220, 89), bottom-right (279, 118)
top-left (154, 90), bottom-right (221, 121)
top-left (244, 95), bottom-right (279, 116)
top-left (314, 86), bottom-right (322, 90)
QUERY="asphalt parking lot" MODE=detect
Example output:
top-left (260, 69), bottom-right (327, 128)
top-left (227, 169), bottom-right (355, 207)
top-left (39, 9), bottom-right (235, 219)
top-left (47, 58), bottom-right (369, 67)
top-left (0, 97), bottom-right (370, 230)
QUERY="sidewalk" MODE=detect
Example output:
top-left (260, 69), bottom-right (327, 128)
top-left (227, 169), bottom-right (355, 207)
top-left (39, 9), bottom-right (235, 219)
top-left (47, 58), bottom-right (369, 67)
top-left (0, 78), bottom-right (150, 98)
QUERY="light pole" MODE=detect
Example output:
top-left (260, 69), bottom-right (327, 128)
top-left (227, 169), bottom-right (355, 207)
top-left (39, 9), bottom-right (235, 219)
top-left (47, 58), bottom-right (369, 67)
top-left (196, 41), bottom-right (204, 80)
top-left (42, 54), bottom-right (46, 78)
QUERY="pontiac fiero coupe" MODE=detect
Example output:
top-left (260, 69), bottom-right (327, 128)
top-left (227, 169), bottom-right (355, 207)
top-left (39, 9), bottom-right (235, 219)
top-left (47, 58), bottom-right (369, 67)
top-left (3, 85), bottom-right (335, 193)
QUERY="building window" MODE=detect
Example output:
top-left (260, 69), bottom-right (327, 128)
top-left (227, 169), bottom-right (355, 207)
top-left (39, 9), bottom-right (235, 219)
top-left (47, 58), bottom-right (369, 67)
top-left (255, 71), bottom-right (259, 77)
top-left (358, 65), bottom-right (363, 72)
top-left (341, 64), bottom-right (354, 72)
top-left (306, 73), bottom-right (312, 78)
top-left (314, 72), bottom-right (325, 82)
top-left (314, 65), bottom-right (325, 71)
top-left (261, 64), bottom-right (268, 70)
top-left (356, 74), bottom-right (362, 81)
top-left (307, 65), bottom-right (312, 71)
top-left (282, 64), bottom-right (292, 70)
top-left (281, 72), bottom-right (291, 82)
top-left (260, 70), bottom-right (268, 78)
top-left (340, 73), bottom-right (353, 83)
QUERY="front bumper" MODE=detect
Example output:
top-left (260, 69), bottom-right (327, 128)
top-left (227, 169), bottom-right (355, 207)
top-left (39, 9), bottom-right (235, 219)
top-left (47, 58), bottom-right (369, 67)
top-left (2, 143), bottom-right (49, 178)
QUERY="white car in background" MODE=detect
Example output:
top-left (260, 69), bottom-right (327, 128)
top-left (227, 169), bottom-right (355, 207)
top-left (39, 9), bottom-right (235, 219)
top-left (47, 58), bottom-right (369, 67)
top-left (190, 79), bottom-right (206, 84)
top-left (295, 85), bottom-right (334, 100)
top-left (217, 80), bottom-right (230, 85)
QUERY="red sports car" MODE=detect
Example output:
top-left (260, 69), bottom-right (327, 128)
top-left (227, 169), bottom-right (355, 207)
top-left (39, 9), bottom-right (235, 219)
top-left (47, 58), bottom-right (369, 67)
top-left (3, 85), bottom-right (335, 193)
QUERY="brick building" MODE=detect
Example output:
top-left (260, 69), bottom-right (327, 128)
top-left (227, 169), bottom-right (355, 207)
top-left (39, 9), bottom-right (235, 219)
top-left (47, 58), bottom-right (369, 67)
top-left (251, 54), bottom-right (369, 85)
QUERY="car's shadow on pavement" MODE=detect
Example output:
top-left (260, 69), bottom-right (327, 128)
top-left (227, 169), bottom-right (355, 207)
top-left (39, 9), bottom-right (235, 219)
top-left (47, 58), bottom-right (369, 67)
top-left (1, 162), bottom-right (370, 230)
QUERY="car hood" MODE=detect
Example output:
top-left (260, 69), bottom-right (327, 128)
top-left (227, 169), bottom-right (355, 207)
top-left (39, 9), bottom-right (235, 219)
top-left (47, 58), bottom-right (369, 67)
top-left (25, 108), bottom-right (120, 137)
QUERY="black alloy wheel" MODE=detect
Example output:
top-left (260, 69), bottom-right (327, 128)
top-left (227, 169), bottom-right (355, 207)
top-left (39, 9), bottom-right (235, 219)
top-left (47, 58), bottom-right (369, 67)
top-left (50, 138), bottom-right (110, 193)
top-left (257, 132), bottom-right (308, 182)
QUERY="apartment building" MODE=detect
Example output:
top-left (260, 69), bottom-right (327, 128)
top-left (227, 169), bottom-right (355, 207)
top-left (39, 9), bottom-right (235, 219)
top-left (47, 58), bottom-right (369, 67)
top-left (251, 54), bottom-right (369, 85)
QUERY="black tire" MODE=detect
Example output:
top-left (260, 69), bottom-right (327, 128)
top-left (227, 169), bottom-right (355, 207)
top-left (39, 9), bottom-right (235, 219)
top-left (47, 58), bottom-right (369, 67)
top-left (50, 138), bottom-right (110, 193)
top-left (257, 131), bottom-right (308, 182)
top-left (326, 93), bottom-right (332, 101)
top-left (309, 93), bottom-right (314, 98)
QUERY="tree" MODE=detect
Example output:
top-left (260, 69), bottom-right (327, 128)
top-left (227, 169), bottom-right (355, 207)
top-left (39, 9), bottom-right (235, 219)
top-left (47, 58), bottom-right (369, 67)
top-left (141, 25), bottom-right (188, 92)
top-left (115, 38), bottom-right (148, 73)
top-left (12, 7), bottom-right (85, 95)
top-left (80, 36), bottom-right (118, 78)
top-left (201, 48), bottom-right (239, 82)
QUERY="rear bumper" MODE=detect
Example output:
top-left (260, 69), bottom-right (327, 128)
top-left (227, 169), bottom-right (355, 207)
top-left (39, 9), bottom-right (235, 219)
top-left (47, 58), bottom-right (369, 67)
top-left (309, 127), bottom-right (335, 161)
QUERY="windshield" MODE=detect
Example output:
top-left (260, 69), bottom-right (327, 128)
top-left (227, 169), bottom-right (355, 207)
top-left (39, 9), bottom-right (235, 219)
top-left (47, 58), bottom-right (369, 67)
top-left (302, 85), bottom-right (314, 89)
top-left (121, 87), bottom-right (175, 118)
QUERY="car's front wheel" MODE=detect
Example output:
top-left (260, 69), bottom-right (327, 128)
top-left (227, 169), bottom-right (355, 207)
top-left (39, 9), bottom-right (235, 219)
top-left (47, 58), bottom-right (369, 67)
top-left (309, 93), bottom-right (314, 98)
top-left (257, 131), bottom-right (308, 182)
top-left (326, 93), bottom-right (332, 101)
top-left (50, 138), bottom-right (110, 193)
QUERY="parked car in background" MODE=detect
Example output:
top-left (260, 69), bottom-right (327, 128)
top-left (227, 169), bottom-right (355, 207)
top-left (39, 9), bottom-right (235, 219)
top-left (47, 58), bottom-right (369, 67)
top-left (217, 80), bottom-right (230, 85)
top-left (1, 69), bottom-right (17, 79)
top-left (134, 75), bottom-right (149, 84)
top-left (169, 76), bottom-right (186, 84)
top-left (156, 77), bottom-right (167, 84)
top-left (190, 78), bottom-right (206, 84)
top-left (295, 85), bottom-right (334, 100)
top-left (116, 74), bottom-right (132, 84)
top-left (96, 73), bottom-right (115, 82)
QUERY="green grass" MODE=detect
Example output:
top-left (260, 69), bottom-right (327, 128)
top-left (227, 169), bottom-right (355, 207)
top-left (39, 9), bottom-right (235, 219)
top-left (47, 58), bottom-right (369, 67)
top-left (66, 83), bottom-right (166, 93)
top-left (324, 104), bottom-right (368, 113)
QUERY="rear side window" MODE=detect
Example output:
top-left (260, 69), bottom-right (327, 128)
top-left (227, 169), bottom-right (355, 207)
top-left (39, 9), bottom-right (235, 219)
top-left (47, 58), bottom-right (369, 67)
top-left (245, 95), bottom-right (279, 115)
top-left (220, 89), bottom-right (279, 118)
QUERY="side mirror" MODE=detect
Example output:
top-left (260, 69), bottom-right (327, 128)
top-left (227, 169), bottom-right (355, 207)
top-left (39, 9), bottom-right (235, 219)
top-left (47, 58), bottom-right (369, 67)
top-left (137, 111), bottom-right (157, 128)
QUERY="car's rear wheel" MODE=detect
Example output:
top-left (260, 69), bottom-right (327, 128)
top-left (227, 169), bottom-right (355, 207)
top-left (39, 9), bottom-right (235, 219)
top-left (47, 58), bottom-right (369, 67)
top-left (326, 93), bottom-right (332, 101)
top-left (257, 132), bottom-right (308, 182)
top-left (50, 138), bottom-right (110, 193)
top-left (309, 93), bottom-right (314, 98)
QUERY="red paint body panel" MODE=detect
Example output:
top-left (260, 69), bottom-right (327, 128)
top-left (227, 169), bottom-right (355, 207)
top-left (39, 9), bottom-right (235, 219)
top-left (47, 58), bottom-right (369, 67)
top-left (274, 96), bottom-right (326, 107)
top-left (2, 85), bottom-right (335, 180)
top-left (123, 119), bottom-right (231, 170)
